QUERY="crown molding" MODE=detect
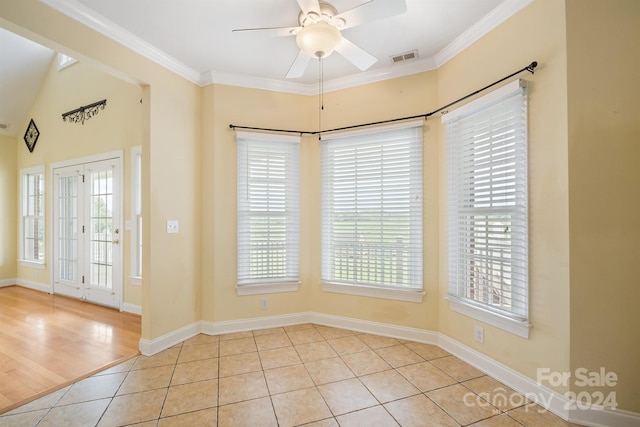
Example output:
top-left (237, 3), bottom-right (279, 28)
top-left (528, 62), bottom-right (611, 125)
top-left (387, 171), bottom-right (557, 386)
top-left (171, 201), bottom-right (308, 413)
top-left (322, 56), bottom-right (437, 93)
top-left (40, 0), bottom-right (202, 84)
top-left (209, 56), bottom-right (437, 95)
top-left (434, 0), bottom-right (533, 67)
top-left (206, 70), bottom-right (317, 95)
top-left (40, 0), bottom-right (531, 93)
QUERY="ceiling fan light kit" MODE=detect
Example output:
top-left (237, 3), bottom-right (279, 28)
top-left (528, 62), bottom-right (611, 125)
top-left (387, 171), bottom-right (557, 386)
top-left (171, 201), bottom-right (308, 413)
top-left (296, 22), bottom-right (342, 58)
top-left (234, 0), bottom-right (407, 78)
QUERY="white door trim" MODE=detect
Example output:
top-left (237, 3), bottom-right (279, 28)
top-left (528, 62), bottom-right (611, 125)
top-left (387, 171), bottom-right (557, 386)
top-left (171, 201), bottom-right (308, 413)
top-left (49, 150), bottom-right (124, 310)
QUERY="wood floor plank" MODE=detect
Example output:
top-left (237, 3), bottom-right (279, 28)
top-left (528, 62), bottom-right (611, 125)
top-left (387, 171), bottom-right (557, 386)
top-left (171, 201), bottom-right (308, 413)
top-left (0, 285), bottom-right (141, 414)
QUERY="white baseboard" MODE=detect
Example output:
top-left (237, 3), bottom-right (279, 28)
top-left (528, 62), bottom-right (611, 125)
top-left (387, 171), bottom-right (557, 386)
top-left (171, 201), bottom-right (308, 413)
top-left (16, 279), bottom-right (51, 293)
top-left (307, 312), bottom-right (440, 344)
top-left (139, 312), bottom-right (640, 427)
top-left (0, 279), bottom-right (16, 287)
top-left (201, 312), bottom-right (311, 336)
top-left (437, 335), bottom-right (640, 427)
top-left (569, 407), bottom-right (640, 427)
top-left (439, 333), bottom-right (570, 419)
top-left (121, 302), bottom-right (142, 316)
top-left (138, 322), bottom-right (200, 356)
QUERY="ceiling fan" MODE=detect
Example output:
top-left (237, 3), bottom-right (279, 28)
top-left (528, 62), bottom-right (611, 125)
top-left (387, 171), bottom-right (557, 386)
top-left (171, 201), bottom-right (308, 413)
top-left (233, 0), bottom-right (407, 78)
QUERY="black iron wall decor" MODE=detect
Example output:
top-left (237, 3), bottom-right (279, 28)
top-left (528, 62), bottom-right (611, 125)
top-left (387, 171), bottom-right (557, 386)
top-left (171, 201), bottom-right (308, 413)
top-left (62, 99), bottom-right (107, 125)
top-left (23, 118), bottom-right (40, 153)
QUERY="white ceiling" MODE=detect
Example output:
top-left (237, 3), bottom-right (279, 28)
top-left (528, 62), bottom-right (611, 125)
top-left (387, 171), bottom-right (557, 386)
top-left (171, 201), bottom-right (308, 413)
top-left (0, 27), bottom-right (55, 136)
top-left (1, 0), bottom-right (531, 136)
top-left (42, 0), bottom-right (530, 91)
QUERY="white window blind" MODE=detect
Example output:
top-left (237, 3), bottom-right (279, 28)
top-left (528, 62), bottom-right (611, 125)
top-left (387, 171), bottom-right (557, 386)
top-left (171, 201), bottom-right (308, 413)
top-left (444, 79), bottom-right (528, 321)
top-left (237, 132), bottom-right (300, 286)
top-left (21, 167), bottom-right (45, 262)
top-left (130, 146), bottom-right (142, 279)
top-left (321, 123), bottom-right (423, 291)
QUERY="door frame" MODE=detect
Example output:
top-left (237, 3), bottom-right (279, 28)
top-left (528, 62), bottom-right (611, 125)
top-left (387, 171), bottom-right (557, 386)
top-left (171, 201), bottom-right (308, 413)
top-left (49, 150), bottom-right (124, 310)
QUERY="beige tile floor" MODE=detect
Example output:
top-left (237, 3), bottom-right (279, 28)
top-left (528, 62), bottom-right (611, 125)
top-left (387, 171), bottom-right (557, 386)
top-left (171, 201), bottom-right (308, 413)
top-left (0, 324), bottom-right (582, 427)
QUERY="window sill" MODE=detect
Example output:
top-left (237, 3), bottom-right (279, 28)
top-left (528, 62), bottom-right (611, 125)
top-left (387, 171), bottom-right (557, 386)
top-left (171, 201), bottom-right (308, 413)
top-left (446, 296), bottom-right (531, 339)
top-left (129, 276), bottom-right (142, 286)
top-left (18, 260), bottom-right (46, 270)
top-left (322, 282), bottom-right (424, 303)
top-left (236, 281), bottom-right (300, 296)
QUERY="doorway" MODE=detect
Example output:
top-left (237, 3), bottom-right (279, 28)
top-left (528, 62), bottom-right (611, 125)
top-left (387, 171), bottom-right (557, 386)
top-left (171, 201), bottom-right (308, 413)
top-left (52, 153), bottom-right (122, 309)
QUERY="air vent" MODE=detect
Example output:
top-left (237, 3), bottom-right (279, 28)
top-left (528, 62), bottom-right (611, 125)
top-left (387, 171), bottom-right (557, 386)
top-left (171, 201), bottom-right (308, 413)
top-left (391, 50), bottom-right (419, 64)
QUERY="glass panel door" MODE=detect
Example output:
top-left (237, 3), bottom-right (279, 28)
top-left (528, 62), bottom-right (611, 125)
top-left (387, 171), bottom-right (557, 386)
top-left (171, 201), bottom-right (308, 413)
top-left (85, 160), bottom-right (121, 308)
top-left (53, 156), bottom-right (122, 309)
top-left (53, 167), bottom-right (83, 299)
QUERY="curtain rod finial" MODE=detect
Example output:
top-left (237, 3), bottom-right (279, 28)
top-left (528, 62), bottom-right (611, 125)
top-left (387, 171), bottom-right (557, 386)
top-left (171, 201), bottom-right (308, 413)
top-left (527, 61), bottom-right (538, 73)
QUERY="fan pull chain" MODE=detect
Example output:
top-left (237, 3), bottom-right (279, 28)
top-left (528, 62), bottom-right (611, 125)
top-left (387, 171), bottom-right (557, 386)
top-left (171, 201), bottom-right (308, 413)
top-left (318, 56), bottom-right (323, 136)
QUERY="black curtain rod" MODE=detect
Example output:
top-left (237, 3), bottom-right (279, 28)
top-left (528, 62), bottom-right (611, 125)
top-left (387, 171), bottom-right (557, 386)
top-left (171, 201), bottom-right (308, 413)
top-left (229, 61), bottom-right (538, 137)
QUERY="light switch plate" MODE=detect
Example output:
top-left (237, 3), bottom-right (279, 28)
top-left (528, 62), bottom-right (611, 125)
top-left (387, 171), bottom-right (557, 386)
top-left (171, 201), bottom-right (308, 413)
top-left (167, 220), bottom-right (179, 234)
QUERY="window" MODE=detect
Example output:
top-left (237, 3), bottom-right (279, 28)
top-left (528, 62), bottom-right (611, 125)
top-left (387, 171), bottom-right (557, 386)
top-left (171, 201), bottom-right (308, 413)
top-left (21, 166), bottom-right (45, 265)
top-left (236, 132), bottom-right (300, 295)
top-left (57, 53), bottom-right (77, 70)
top-left (443, 79), bottom-right (529, 337)
top-left (130, 146), bottom-right (142, 283)
top-left (321, 122), bottom-right (423, 302)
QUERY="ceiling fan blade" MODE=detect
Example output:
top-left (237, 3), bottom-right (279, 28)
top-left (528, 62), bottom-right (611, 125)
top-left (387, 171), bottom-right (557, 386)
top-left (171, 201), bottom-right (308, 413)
top-left (232, 26), bottom-right (301, 37)
top-left (335, 37), bottom-right (377, 71)
top-left (335, 0), bottom-right (407, 30)
top-left (286, 50), bottom-right (312, 78)
top-left (297, 0), bottom-right (321, 15)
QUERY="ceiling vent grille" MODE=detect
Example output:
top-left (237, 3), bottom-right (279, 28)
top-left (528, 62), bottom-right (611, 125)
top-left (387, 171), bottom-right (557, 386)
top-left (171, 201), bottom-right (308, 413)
top-left (391, 50), bottom-right (419, 64)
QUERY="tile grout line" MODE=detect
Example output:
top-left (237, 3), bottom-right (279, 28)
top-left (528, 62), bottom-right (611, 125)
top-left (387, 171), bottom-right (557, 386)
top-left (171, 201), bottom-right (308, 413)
top-left (3, 324), bottom-right (578, 427)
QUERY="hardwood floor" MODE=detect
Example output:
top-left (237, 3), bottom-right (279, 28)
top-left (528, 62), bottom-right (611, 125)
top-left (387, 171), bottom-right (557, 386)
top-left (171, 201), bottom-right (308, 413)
top-left (0, 285), bottom-right (141, 414)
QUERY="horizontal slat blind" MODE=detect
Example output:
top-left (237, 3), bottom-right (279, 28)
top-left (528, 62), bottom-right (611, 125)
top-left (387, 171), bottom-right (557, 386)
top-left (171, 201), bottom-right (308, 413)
top-left (321, 125), bottom-right (423, 290)
top-left (445, 80), bottom-right (528, 319)
top-left (237, 134), bottom-right (299, 285)
top-left (23, 171), bottom-right (45, 262)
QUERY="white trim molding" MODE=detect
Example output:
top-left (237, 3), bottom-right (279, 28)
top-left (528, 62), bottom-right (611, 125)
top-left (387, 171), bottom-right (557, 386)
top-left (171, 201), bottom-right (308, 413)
top-left (41, 0), bottom-right (202, 84)
top-left (138, 322), bottom-right (200, 356)
top-left (201, 313), bottom-right (311, 336)
top-left (139, 312), bottom-right (640, 426)
top-left (41, 0), bottom-right (531, 93)
top-left (322, 282), bottom-right (424, 303)
top-left (434, 0), bottom-right (534, 67)
top-left (18, 260), bottom-right (46, 269)
top-left (121, 302), bottom-right (141, 316)
top-left (236, 282), bottom-right (300, 296)
top-left (447, 297), bottom-right (531, 339)
top-left (15, 279), bottom-right (51, 294)
top-left (0, 279), bottom-right (17, 287)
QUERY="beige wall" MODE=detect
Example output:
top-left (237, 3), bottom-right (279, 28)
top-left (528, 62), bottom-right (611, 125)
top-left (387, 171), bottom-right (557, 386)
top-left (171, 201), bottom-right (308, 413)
top-left (202, 84), bottom-right (314, 321)
top-left (201, 72), bottom-right (441, 329)
top-left (566, 0), bottom-right (640, 412)
top-left (0, 135), bottom-right (17, 281)
top-left (14, 58), bottom-right (143, 308)
top-left (2, 0), bottom-right (638, 414)
top-left (1, 0), bottom-right (202, 340)
top-left (307, 73), bottom-right (441, 329)
top-left (436, 0), bottom-right (572, 392)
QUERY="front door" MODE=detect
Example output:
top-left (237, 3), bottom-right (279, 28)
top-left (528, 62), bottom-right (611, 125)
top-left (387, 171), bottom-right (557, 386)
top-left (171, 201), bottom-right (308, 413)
top-left (53, 157), bottom-right (122, 309)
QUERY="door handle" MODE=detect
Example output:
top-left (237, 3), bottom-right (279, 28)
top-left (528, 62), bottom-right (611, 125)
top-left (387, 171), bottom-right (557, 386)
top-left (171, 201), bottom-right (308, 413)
top-left (112, 239), bottom-right (120, 244)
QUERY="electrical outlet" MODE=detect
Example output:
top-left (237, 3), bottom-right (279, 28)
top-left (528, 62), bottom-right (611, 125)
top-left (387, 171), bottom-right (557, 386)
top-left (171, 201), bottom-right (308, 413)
top-left (166, 220), bottom-right (179, 234)
top-left (260, 298), bottom-right (269, 310)
top-left (474, 325), bottom-right (484, 343)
